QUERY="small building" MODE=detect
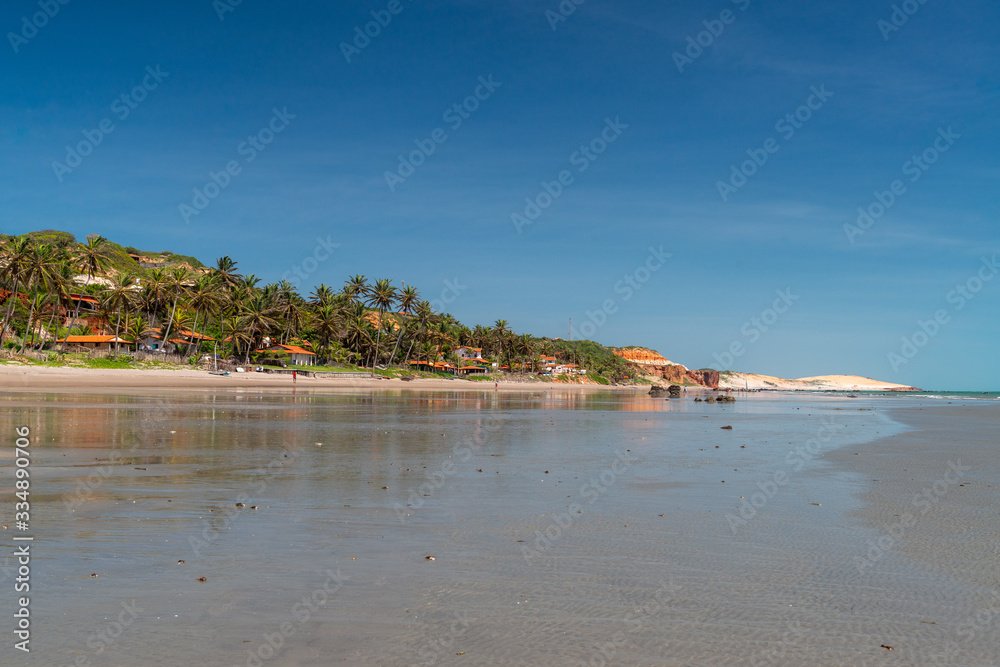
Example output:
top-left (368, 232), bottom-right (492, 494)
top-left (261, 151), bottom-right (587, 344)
top-left (56, 335), bottom-right (132, 352)
top-left (539, 355), bottom-right (558, 374)
top-left (257, 343), bottom-right (316, 366)
top-left (408, 360), bottom-right (457, 374)
top-left (141, 327), bottom-right (216, 353)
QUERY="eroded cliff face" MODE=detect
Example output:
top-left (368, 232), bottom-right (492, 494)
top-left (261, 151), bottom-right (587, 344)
top-left (613, 348), bottom-right (720, 389)
top-left (648, 364), bottom-right (719, 389)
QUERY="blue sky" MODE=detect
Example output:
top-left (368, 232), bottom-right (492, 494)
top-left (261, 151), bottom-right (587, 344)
top-left (3, 0), bottom-right (998, 390)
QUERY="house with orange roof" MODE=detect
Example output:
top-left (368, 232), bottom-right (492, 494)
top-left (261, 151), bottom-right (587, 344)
top-left (56, 335), bottom-right (133, 352)
top-left (257, 343), bottom-right (316, 366)
top-left (140, 327), bottom-right (216, 353)
top-left (408, 359), bottom-right (459, 374)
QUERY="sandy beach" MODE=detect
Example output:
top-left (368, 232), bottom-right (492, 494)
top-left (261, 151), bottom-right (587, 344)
top-left (1, 380), bottom-right (997, 665)
top-left (0, 364), bottom-right (642, 393)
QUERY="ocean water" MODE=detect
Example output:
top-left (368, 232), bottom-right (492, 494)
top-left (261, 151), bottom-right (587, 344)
top-left (1, 388), bottom-right (997, 666)
top-left (847, 390), bottom-right (1000, 401)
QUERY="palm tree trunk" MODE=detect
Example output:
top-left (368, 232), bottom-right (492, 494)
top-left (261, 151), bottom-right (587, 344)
top-left (42, 298), bottom-right (61, 349)
top-left (201, 309), bottom-right (216, 363)
top-left (1, 277), bottom-right (21, 349)
top-left (18, 280), bottom-right (40, 354)
top-left (187, 310), bottom-right (200, 361)
top-left (113, 308), bottom-right (122, 357)
top-left (403, 323), bottom-right (425, 367)
top-left (61, 270), bottom-right (91, 353)
top-left (161, 297), bottom-right (178, 354)
top-left (388, 319), bottom-right (406, 367)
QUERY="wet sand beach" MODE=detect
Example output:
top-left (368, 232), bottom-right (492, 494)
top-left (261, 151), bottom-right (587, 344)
top-left (0, 384), bottom-right (997, 666)
top-left (0, 365), bottom-right (639, 393)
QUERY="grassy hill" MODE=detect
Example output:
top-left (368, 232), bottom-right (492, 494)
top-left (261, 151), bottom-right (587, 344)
top-left (1, 231), bottom-right (206, 277)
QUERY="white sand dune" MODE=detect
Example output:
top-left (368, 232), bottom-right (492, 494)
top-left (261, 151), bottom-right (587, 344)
top-left (719, 371), bottom-right (920, 392)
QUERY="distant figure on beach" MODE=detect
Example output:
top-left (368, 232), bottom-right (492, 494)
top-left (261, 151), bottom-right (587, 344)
top-left (292, 371), bottom-right (297, 383)
top-left (495, 381), bottom-right (498, 390)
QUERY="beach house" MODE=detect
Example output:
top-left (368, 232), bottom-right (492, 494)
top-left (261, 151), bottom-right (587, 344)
top-left (256, 343), bottom-right (316, 366)
top-left (56, 335), bottom-right (133, 352)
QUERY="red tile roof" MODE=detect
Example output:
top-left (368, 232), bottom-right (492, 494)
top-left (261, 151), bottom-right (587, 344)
top-left (69, 293), bottom-right (99, 304)
top-left (57, 335), bottom-right (132, 343)
top-left (258, 344), bottom-right (315, 356)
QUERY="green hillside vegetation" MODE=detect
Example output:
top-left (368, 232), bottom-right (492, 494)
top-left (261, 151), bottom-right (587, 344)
top-left (1, 230), bottom-right (636, 382)
top-left (534, 338), bottom-right (635, 380)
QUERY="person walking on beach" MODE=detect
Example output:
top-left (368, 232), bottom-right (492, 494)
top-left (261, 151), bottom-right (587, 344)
top-left (292, 371), bottom-right (297, 383)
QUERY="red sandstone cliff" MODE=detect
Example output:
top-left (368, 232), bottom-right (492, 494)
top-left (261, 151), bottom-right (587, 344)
top-left (613, 347), bottom-right (720, 389)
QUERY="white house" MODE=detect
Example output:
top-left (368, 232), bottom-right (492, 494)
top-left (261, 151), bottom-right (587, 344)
top-left (258, 343), bottom-right (316, 366)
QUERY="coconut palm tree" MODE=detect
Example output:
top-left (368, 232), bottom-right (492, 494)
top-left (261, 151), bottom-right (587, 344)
top-left (309, 302), bottom-right (344, 364)
top-left (19, 243), bottom-right (60, 353)
top-left (238, 293), bottom-right (280, 363)
top-left (366, 278), bottom-right (397, 375)
top-left (158, 268), bottom-right (190, 352)
top-left (493, 319), bottom-right (511, 368)
top-left (343, 274), bottom-right (369, 305)
top-left (40, 262), bottom-right (75, 348)
top-left (101, 272), bottom-right (138, 356)
top-left (212, 256), bottom-right (242, 292)
top-left (343, 303), bottom-right (374, 364)
top-left (274, 281), bottom-right (306, 344)
top-left (123, 314), bottom-right (146, 355)
top-left (0, 236), bottom-right (34, 349)
top-left (184, 274), bottom-right (221, 361)
top-left (388, 284), bottom-right (419, 366)
top-left (309, 283), bottom-right (335, 309)
top-left (515, 333), bottom-right (536, 374)
top-left (403, 299), bottom-right (434, 367)
top-left (64, 236), bottom-right (110, 343)
top-left (222, 315), bottom-right (253, 361)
